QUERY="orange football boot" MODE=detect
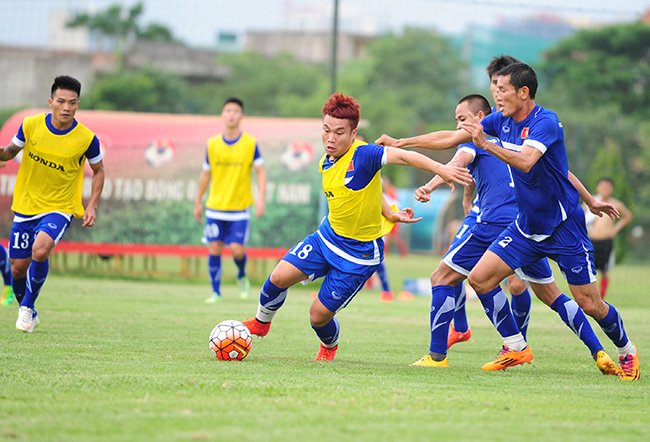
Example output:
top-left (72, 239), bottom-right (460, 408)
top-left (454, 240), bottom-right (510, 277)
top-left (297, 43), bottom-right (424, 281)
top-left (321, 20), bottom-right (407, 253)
top-left (447, 323), bottom-right (472, 349)
top-left (242, 318), bottom-right (271, 337)
top-left (481, 346), bottom-right (533, 371)
top-left (315, 344), bottom-right (338, 362)
top-left (618, 348), bottom-right (640, 381)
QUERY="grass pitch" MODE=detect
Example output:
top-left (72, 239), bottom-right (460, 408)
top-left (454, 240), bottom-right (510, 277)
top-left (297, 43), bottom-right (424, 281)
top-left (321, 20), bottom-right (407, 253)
top-left (0, 255), bottom-right (648, 441)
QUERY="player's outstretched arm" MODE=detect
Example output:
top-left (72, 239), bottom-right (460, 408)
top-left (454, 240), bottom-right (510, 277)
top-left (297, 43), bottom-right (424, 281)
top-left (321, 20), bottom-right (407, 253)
top-left (568, 171), bottom-right (619, 220)
top-left (0, 142), bottom-right (23, 161)
top-left (458, 113), bottom-right (542, 173)
top-left (382, 195), bottom-right (422, 224)
top-left (82, 160), bottom-right (105, 227)
top-left (375, 130), bottom-right (471, 150)
top-left (415, 151), bottom-right (474, 203)
top-left (194, 170), bottom-right (211, 224)
top-left (386, 147), bottom-right (473, 190)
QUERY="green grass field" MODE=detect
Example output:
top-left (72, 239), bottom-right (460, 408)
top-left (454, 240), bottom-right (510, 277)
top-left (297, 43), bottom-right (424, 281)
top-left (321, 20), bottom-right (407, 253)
top-left (1, 255), bottom-right (649, 442)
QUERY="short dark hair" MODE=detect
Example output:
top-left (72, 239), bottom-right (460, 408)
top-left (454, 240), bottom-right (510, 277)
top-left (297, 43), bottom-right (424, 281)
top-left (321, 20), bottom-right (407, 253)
top-left (458, 94), bottom-right (492, 115)
top-left (51, 75), bottom-right (81, 97)
top-left (223, 97), bottom-right (244, 111)
top-left (486, 55), bottom-right (520, 79)
top-left (597, 177), bottom-right (615, 187)
top-left (497, 62), bottom-right (538, 99)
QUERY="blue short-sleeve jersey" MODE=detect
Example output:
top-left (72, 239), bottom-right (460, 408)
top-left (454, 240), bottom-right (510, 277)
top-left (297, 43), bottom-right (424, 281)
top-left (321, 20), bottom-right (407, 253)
top-left (481, 105), bottom-right (579, 241)
top-left (457, 140), bottom-right (517, 225)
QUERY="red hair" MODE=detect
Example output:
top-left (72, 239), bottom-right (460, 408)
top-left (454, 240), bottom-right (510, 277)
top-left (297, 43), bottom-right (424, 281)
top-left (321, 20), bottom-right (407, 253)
top-left (322, 93), bottom-right (360, 129)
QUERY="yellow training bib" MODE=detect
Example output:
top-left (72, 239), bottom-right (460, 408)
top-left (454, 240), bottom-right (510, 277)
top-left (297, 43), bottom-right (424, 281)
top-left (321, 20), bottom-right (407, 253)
top-left (205, 132), bottom-right (257, 211)
top-left (320, 140), bottom-right (387, 242)
top-left (12, 113), bottom-right (95, 218)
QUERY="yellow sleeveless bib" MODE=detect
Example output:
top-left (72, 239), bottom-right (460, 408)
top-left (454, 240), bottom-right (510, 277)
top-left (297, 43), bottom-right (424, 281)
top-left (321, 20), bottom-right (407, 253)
top-left (13, 113), bottom-right (95, 217)
top-left (320, 140), bottom-right (393, 241)
top-left (205, 132), bottom-right (257, 211)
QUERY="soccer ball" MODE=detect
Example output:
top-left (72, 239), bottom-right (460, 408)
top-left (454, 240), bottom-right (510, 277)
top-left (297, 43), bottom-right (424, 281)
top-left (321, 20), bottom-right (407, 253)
top-left (209, 320), bottom-right (253, 361)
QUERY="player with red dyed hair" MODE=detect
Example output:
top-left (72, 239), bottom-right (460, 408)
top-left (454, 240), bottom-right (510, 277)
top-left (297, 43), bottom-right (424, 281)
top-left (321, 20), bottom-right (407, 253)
top-left (242, 93), bottom-right (472, 361)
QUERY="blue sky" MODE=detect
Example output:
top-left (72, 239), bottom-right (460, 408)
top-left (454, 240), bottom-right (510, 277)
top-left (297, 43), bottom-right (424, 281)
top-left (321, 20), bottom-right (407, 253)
top-left (2, 0), bottom-right (648, 48)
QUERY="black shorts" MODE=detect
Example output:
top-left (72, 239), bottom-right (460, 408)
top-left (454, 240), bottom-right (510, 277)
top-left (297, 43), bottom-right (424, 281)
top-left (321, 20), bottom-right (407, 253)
top-left (592, 239), bottom-right (614, 273)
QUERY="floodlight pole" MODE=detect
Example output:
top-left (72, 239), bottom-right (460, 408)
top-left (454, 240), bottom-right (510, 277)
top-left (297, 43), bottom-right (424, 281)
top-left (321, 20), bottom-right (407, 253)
top-left (330, 0), bottom-right (340, 94)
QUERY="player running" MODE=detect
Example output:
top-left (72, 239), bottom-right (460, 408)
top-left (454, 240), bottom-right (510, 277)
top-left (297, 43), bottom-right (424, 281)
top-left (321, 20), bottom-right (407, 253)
top-left (403, 95), bottom-right (617, 375)
top-left (585, 177), bottom-right (633, 299)
top-left (194, 98), bottom-right (266, 302)
top-left (0, 75), bottom-right (105, 332)
top-left (241, 93), bottom-right (472, 361)
top-left (447, 55), bottom-right (534, 349)
top-left (428, 63), bottom-right (638, 380)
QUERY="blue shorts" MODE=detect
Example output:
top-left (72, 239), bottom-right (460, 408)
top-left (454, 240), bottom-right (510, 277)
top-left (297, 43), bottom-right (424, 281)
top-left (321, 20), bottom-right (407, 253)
top-left (9, 213), bottom-right (71, 259)
top-left (488, 207), bottom-right (596, 286)
top-left (451, 214), bottom-right (478, 247)
top-left (282, 230), bottom-right (380, 313)
top-left (444, 222), bottom-right (553, 282)
top-left (204, 218), bottom-right (249, 245)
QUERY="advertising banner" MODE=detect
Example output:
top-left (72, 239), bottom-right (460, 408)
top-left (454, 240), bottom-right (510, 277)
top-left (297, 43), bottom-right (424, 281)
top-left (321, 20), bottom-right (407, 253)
top-left (0, 109), bottom-right (325, 248)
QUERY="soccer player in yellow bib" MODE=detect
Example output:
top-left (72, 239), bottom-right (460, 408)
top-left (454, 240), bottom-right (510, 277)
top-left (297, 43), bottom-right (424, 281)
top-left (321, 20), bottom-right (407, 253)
top-left (194, 98), bottom-right (266, 302)
top-left (242, 93), bottom-right (472, 361)
top-left (0, 75), bottom-right (105, 332)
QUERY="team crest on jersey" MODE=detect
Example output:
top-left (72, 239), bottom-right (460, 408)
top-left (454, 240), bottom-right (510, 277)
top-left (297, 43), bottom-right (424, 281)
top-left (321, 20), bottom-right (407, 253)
top-left (521, 127), bottom-right (530, 139)
top-left (347, 160), bottom-right (354, 172)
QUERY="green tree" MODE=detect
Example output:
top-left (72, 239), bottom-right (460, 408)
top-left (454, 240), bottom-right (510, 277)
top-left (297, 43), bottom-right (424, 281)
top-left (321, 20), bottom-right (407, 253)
top-left (343, 28), bottom-right (466, 138)
top-left (543, 22), bottom-right (650, 119)
top-left (216, 52), bottom-right (328, 117)
top-left (67, 2), bottom-right (177, 54)
top-left (84, 67), bottom-right (190, 113)
top-left (542, 21), bottom-right (650, 262)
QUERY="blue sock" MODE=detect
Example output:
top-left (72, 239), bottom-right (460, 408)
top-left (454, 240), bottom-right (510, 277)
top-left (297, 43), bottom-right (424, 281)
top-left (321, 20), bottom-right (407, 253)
top-left (597, 303), bottom-right (630, 349)
top-left (208, 254), bottom-right (222, 295)
top-left (312, 317), bottom-right (340, 347)
top-left (21, 259), bottom-right (49, 309)
top-left (376, 262), bottom-right (390, 292)
top-left (12, 277), bottom-right (26, 304)
top-left (429, 285), bottom-right (456, 355)
top-left (255, 278), bottom-right (288, 323)
top-left (0, 245), bottom-right (11, 286)
top-left (510, 287), bottom-right (532, 340)
top-left (234, 254), bottom-right (247, 279)
top-left (452, 282), bottom-right (469, 333)
top-left (477, 287), bottom-right (523, 347)
top-left (551, 294), bottom-right (603, 355)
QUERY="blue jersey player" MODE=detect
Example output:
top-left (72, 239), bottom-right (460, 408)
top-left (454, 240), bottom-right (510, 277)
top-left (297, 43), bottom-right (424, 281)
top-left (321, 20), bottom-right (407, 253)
top-left (405, 95), bottom-right (617, 374)
top-left (446, 55), bottom-right (536, 350)
top-left (453, 63), bottom-right (638, 380)
top-left (241, 93), bottom-right (472, 361)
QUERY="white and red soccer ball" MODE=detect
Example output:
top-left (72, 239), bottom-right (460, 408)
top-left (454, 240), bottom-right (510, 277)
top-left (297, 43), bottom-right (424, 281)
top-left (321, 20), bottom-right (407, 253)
top-left (209, 320), bottom-right (253, 361)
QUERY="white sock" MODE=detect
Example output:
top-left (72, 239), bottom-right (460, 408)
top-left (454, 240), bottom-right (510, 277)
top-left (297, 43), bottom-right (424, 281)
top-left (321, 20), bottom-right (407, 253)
top-left (256, 305), bottom-right (277, 323)
top-left (503, 333), bottom-right (526, 352)
top-left (617, 340), bottom-right (635, 358)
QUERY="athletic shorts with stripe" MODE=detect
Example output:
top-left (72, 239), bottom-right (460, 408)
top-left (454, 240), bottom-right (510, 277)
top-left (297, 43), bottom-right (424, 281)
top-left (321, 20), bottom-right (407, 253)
top-left (282, 230), bottom-right (380, 313)
top-left (488, 206), bottom-right (596, 286)
top-left (9, 212), bottom-right (71, 259)
top-left (444, 222), bottom-right (554, 283)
